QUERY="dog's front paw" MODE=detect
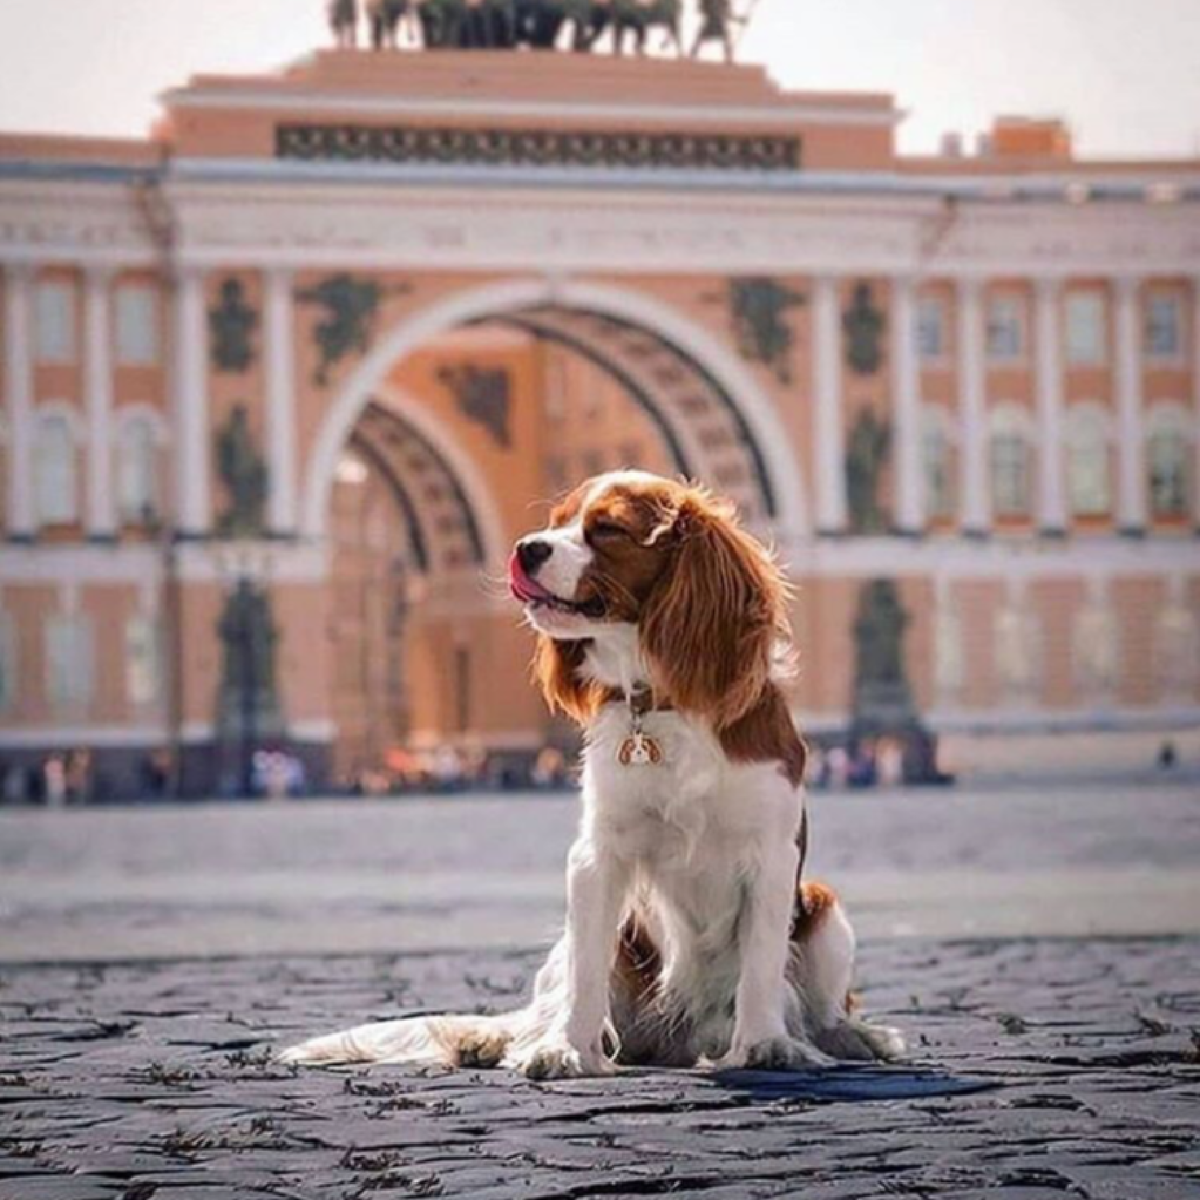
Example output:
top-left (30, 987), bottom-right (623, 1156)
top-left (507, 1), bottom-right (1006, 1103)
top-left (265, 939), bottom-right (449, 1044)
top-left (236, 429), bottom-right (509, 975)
top-left (716, 1035), bottom-right (831, 1072)
top-left (507, 1038), bottom-right (613, 1080)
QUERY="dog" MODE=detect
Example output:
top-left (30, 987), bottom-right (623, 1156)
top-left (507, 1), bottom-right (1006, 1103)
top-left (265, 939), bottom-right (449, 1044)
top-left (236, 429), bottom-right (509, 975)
top-left (281, 471), bottom-right (903, 1076)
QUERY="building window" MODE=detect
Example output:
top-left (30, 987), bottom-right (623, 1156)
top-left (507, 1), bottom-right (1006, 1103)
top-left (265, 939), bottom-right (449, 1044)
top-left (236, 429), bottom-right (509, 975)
top-left (921, 407), bottom-right (955, 520)
top-left (1065, 292), bottom-right (1106, 366)
top-left (45, 613), bottom-right (94, 713)
top-left (115, 284), bottom-right (160, 366)
top-left (1145, 293), bottom-right (1183, 362)
top-left (35, 280), bottom-right (76, 364)
top-left (1065, 404), bottom-right (1112, 518)
top-left (986, 294), bottom-right (1025, 362)
top-left (34, 411), bottom-right (78, 527)
top-left (0, 609), bottom-right (15, 714)
top-left (116, 414), bottom-right (161, 525)
top-left (1146, 406), bottom-right (1191, 519)
top-left (989, 407), bottom-right (1035, 519)
top-left (125, 615), bottom-right (162, 709)
top-left (916, 296), bottom-right (947, 361)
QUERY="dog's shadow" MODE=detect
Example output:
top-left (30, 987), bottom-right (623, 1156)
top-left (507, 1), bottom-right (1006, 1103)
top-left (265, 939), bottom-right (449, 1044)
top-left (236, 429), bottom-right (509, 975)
top-left (703, 1063), bottom-right (997, 1104)
top-left (705, 1065), bottom-right (998, 1099)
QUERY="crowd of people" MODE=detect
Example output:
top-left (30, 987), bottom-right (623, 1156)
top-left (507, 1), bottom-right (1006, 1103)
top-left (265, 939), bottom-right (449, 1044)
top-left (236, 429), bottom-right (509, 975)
top-left (344, 743), bottom-right (570, 795)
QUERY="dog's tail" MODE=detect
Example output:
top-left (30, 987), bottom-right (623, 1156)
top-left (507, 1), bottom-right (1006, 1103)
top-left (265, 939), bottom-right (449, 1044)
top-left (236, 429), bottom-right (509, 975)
top-left (278, 1011), bottom-right (523, 1068)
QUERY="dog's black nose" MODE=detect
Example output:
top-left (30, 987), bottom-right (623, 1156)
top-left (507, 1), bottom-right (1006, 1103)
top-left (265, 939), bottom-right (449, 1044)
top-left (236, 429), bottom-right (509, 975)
top-left (517, 538), bottom-right (553, 573)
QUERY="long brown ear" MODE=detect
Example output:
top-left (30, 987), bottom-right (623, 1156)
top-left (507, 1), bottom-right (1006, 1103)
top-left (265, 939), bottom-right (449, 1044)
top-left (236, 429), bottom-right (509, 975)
top-left (533, 637), bottom-right (604, 725)
top-left (640, 490), bottom-right (786, 730)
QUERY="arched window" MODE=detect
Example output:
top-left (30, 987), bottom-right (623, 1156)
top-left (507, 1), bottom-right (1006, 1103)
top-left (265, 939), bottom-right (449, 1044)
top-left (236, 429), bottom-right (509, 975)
top-left (1146, 403), bottom-right (1191, 520)
top-left (116, 412), bottom-right (162, 526)
top-left (921, 405), bottom-right (956, 522)
top-left (989, 405), bottom-right (1035, 519)
top-left (1065, 403), bottom-right (1112, 518)
top-left (33, 409), bottom-right (79, 528)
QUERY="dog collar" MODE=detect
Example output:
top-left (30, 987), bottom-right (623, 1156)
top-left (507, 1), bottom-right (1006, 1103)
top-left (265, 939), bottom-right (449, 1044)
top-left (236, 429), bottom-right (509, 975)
top-left (600, 686), bottom-right (674, 715)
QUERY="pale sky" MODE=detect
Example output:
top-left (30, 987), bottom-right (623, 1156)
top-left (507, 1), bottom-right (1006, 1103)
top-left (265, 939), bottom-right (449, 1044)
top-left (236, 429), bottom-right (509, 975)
top-left (0, 0), bottom-right (1198, 159)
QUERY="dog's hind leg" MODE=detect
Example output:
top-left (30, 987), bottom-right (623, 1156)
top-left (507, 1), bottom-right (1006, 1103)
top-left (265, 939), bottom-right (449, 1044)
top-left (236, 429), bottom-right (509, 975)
top-left (789, 881), bottom-right (906, 1062)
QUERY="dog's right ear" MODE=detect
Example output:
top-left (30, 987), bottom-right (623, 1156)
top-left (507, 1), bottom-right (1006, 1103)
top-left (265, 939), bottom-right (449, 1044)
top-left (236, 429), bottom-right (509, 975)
top-left (533, 637), bottom-right (603, 725)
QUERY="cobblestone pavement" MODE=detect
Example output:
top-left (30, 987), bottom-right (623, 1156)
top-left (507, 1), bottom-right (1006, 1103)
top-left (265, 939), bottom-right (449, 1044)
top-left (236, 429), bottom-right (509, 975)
top-left (2, 938), bottom-right (1199, 1200)
top-left (1, 784), bottom-right (1198, 1198)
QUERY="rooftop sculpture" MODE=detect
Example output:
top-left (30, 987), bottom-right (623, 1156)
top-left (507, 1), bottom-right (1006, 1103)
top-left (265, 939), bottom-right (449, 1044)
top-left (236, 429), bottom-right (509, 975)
top-left (328, 0), bottom-right (760, 60)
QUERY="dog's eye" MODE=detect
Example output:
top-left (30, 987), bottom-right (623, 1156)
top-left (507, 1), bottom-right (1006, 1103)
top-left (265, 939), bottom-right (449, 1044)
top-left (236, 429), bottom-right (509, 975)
top-left (589, 521), bottom-right (627, 541)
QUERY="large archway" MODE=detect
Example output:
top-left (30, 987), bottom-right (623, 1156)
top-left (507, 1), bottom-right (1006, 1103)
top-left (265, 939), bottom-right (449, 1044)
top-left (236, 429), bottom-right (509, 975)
top-left (301, 277), bottom-right (809, 544)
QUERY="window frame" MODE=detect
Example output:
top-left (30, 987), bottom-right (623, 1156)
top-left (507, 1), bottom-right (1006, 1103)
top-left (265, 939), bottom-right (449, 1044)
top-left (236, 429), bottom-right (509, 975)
top-left (1064, 402), bottom-right (1113, 519)
top-left (34, 279), bottom-right (77, 365)
top-left (1064, 290), bottom-right (1107, 367)
top-left (114, 408), bottom-right (165, 527)
top-left (985, 292), bottom-right (1027, 365)
top-left (115, 283), bottom-right (161, 367)
top-left (33, 405), bottom-right (81, 528)
top-left (916, 294), bottom-right (949, 365)
top-left (1144, 291), bottom-right (1185, 365)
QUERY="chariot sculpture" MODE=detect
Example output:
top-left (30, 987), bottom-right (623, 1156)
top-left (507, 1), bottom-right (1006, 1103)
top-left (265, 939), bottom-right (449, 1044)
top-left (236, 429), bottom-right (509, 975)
top-left (331, 0), bottom-right (759, 58)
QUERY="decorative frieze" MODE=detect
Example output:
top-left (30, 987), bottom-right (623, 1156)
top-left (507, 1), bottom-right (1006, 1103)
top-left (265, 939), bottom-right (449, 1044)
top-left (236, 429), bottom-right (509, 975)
top-left (275, 122), bottom-right (802, 173)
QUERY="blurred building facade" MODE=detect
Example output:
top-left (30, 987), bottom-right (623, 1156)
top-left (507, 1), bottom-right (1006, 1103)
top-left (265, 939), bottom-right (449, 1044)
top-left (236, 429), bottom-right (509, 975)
top-left (0, 50), bottom-right (1198, 794)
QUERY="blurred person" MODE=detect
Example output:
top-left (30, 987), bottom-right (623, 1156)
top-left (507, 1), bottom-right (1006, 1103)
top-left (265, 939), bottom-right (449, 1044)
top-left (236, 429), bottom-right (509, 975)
top-left (65, 748), bottom-right (93, 805)
top-left (43, 754), bottom-right (67, 808)
top-left (877, 738), bottom-right (904, 788)
top-left (532, 744), bottom-right (567, 789)
top-left (826, 744), bottom-right (849, 789)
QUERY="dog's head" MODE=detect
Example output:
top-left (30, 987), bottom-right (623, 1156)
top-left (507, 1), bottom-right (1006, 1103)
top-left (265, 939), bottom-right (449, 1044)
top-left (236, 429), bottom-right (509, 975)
top-left (509, 471), bottom-right (790, 728)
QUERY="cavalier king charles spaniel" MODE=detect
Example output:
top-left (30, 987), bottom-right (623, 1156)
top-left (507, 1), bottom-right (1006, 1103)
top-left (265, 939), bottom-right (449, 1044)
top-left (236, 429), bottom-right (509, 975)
top-left (282, 471), bottom-right (903, 1077)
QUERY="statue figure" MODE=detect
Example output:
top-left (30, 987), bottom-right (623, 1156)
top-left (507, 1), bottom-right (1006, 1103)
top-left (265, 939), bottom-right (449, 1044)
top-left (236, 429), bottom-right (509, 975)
top-left (216, 580), bottom-right (286, 750)
top-left (438, 364), bottom-right (512, 447)
top-left (215, 404), bottom-right (269, 538)
top-left (564, 0), bottom-right (608, 51)
top-left (208, 278), bottom-right (258, 374)
top-left (613, 0), bottom-right (682, 55)
top-left (329, 0), bottom-right (360, 47)
top-left (368, 0), bottom-right (410, 47)
top-left (851, 578), bottom-right (918, 732)
top-left (724, 277), bottom-right (805, 384)
top-left (296, 273), bottom-right (399, 387)
top-left (691, 0), bottom-right (733, 62)
top-left (843, 281), bottom-right (886, 375)
top-left (845, 407), bottom-right (891, 534)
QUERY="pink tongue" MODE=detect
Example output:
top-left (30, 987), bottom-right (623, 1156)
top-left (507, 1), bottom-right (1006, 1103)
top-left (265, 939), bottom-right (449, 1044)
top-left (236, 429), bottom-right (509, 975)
top-left (508, 553), bottom-right (556, 602)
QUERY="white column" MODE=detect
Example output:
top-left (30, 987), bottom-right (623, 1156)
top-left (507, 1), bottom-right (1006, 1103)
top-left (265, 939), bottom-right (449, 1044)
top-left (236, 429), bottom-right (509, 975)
top-left (84, 266), bottom-right (116, 538)
top-left (4, 264), bottom-right (35, 539)
top-left (264, 268), bottom-right (297, 536)
top-left (1114, 276), bottom-right (1147, 534)
top-left (1192, 274), bottom-right (1200, 530)
top-left (957, 277), bottom-right (990, 535)
top-left (891, 275), bottom-right (922, 533)
top-left (812, 274), bottom-right (847, 534)
top-left (1034, 277), bottom-right (1066, 534)
top-left (172, 266), bottom-right (210, 537)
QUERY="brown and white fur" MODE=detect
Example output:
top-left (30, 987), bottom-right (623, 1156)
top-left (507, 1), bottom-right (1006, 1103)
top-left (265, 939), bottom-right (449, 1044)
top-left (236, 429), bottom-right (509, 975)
top-left (281, 471), bottom-right (903, 1077)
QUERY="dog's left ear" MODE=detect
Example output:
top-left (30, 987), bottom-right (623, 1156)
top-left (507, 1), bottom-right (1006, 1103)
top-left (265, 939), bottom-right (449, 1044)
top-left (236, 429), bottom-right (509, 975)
top-left (639, 490), bottom-right (785, 729)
